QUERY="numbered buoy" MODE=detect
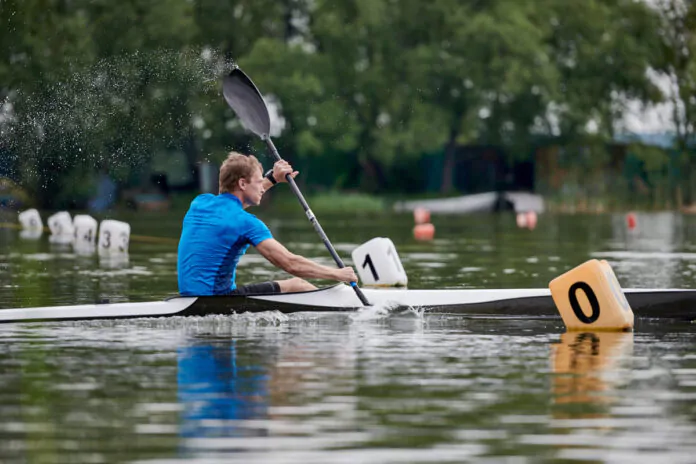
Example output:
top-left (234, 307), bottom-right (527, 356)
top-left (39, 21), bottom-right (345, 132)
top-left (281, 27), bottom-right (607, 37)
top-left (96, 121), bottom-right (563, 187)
top-left (18, 209), bottom-right (43, 232)
top-left (98, 220), bottom-right (130, 255)
top-left (351, 237), bottom-right (408, 287)
top-left (72, 214), bottom-right (98, 248)
top-left (549, 259), bottom-right (634, 331)
top-left (413, 207), bottom-right (431, 225)
top-left (47, 211), bottom-right (74, 238)
top-left (413, 223), bottom-right (435, 241)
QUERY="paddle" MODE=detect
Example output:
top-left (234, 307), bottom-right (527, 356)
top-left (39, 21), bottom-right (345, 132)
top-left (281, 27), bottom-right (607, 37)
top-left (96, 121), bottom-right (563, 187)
top-left (222, 66), bottom-right (371, 306)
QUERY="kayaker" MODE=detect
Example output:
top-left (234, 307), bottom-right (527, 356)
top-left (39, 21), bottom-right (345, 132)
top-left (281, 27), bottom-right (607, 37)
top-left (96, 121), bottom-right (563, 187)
top-left (177, 151), bottom-right (358, 296)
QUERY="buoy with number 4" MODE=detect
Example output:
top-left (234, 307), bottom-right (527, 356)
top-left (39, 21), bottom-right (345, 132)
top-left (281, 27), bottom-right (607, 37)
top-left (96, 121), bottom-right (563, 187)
top-left (549, 259), bottom-right (634, 331)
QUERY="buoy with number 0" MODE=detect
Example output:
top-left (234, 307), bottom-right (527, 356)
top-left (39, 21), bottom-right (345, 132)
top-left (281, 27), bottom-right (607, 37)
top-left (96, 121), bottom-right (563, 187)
top-left (549, 259), bottom-right (634, 331)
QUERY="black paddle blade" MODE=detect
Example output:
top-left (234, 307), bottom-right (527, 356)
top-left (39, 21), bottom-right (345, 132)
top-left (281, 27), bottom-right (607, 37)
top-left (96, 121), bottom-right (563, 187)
top-left (222, 67), bottom-right (271, 138)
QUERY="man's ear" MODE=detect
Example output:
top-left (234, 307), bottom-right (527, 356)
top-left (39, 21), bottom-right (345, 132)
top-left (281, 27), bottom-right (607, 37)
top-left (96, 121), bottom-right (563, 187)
top-left (238, 177), bottom-right (247, 191)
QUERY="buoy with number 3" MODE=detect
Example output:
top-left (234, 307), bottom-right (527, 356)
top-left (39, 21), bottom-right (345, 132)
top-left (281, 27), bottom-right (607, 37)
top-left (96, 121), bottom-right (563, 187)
top-left (549, 259), bottom-right (634, 331)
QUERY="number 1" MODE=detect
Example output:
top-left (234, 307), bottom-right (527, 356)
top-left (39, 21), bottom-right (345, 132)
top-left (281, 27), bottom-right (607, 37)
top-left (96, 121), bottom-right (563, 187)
top-left (362, 254), bottom-right (379, 281)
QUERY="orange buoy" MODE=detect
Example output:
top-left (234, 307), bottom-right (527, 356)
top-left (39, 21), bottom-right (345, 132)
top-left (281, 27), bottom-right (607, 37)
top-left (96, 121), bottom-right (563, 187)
top-left (626, 212), bottom-right (637, 230)
top-left (413, 207), bottom-right (431, 224)
top-left (526, 211), bottom-right (538, 230)
top-left (413, 223), bottom-right (435, 241)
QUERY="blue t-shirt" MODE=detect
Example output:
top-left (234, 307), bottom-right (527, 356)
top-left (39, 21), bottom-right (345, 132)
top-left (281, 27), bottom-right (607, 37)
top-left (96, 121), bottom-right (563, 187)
top-left (177, 193), bottom-right (273, 296)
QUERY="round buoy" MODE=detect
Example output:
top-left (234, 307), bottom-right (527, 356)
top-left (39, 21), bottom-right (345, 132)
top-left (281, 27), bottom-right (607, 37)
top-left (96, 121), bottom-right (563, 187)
top-left (413, 223), bottom-right (435, 241)
top-left (413, 207), bottom-right (431, 224)
top-left (626, 212), bottom-right (637, 230)
top-left (516, 212), bottom-right (528, 228)
top-left (526, 211), bottom-right (538, 230)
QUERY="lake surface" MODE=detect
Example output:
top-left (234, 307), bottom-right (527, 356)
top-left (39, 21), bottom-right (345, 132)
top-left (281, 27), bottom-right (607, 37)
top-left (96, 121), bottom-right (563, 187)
top-left (1, 209), bottom-right (695, 463)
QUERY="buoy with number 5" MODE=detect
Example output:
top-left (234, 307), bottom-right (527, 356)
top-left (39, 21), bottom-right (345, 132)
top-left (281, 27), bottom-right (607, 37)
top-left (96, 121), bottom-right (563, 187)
top-left (549, 259), bottom-right (634, 331)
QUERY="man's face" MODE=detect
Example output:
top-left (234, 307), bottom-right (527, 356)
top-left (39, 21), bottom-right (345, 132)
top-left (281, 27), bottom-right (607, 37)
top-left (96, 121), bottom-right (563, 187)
top-left (241, 167), bottom-right (265, 207)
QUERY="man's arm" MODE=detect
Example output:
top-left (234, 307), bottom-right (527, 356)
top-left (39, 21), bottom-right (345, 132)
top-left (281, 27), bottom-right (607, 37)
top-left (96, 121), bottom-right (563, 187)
top-left (256, 239), bottom-right (357, 282)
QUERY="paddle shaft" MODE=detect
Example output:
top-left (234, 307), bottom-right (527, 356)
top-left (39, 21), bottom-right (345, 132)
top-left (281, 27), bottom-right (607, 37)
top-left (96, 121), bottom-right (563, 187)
top-left (262, 136), bottom-right (371, 306)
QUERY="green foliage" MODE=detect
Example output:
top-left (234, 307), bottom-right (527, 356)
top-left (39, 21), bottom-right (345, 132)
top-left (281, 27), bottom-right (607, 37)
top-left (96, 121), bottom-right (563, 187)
top-left (0, 0), bottom-right (683, 206)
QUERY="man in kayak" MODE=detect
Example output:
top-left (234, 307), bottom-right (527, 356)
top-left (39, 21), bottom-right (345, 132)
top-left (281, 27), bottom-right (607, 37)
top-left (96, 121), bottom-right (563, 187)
top-left (177, 152), bottom-right (358, 296)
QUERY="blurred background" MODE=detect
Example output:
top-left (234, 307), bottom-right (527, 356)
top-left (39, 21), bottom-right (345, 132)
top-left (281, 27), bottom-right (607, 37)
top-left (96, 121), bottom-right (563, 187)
top-left (1, 0), bottom-right (693, 214)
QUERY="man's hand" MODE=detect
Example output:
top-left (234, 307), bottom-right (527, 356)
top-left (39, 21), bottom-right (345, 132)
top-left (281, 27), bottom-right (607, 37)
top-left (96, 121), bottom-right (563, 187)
top-left (335, 266), bottom-right (358, 283)
top-left (272, 160), bottom-right (298, 183)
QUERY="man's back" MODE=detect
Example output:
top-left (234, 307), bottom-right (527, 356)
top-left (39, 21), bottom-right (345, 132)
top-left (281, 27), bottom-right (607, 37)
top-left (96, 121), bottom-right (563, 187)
top-left (177, 193), bottom-right (272, 296)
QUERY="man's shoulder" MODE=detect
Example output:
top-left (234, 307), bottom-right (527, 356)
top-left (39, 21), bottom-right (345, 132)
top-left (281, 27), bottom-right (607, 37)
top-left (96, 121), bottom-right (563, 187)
top-left (190, 193), bottom-right (215, 206)
top-left (239, 209), bottom-right (269, 227)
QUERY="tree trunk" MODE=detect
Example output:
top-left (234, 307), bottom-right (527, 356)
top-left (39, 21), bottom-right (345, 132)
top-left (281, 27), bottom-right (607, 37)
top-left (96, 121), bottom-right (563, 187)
top-left (358, 154), bottom-right (387, 193)
top-left (440, 129), bottom-right (458, 194)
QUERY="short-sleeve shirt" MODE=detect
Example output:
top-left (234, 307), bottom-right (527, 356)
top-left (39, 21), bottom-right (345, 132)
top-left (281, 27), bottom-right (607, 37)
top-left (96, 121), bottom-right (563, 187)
top-left (177, 193), bottom-right (273, 296)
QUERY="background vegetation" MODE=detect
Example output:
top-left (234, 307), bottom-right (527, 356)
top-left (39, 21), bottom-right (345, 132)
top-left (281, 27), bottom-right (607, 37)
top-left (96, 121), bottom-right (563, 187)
top-left (1, 0), bottom-right (695, 210)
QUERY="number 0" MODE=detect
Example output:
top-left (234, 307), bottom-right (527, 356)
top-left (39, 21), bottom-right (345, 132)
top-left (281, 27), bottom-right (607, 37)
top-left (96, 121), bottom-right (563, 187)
top-left (568, 282), bottom-right (600, 324)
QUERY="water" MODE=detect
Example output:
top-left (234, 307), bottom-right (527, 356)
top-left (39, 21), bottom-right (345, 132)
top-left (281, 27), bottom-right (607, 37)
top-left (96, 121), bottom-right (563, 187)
top-left (1, 210), bottom-right (695, 463)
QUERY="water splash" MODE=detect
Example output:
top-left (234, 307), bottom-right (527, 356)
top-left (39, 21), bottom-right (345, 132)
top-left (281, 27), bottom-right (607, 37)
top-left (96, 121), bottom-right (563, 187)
top-left (3, 48), bottom-right (236, 206)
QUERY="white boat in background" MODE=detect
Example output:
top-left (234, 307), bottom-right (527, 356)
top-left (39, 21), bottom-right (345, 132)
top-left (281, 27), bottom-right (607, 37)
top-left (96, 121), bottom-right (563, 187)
top-left (394, 191), bottom-right (544, 214)
top-left (0, 284), bottom-right (694, 324)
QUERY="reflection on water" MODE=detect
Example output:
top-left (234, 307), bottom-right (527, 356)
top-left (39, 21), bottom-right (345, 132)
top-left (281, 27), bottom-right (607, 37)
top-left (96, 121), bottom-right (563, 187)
top-left (551, 332), bottom-right (634, 416)
top-left (601, 212), bottom-right (688, 288)
top-left (0, 315), bottom-right (694, 462)
top-left (177, 341), bottom-right (270, 442)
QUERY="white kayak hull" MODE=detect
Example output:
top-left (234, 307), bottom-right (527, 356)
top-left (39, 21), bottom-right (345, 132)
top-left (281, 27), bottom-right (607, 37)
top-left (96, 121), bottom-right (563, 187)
top-left (0, 284), bottom-right (695, 323)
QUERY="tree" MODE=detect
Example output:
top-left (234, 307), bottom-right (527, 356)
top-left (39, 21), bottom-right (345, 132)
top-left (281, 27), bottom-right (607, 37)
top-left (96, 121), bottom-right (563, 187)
top-left (653, 0), bottom-right (696, 205)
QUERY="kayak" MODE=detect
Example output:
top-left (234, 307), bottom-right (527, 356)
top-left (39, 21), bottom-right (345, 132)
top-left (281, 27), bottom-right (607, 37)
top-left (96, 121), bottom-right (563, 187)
top-left (1, 284), bottom-right (695, 324)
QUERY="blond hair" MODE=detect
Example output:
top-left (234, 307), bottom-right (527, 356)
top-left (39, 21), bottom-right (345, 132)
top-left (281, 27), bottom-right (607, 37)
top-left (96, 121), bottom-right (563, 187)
top-left (218, 152), bottom-right (263, 194)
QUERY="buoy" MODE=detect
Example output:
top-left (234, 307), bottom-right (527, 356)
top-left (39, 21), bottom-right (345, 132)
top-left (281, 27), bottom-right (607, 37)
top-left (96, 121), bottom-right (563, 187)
top-left (413, 223), bottom-right (435, 241)
top-left (413, 207), bottom-right (431, 225)
top-left (626, 212), bottom-right (637, 230)
top-left (516, 212), bottom-right (528, 228)
top-left (351, 237), bottom-right (408, 287)
top-left (549, 259), bottom-right (634, 331)
top-left (526, 211), bottom-right (538, 230)
top-left (18, 209), bottom-right (43, 231)
top-left (73, 214), bottom-right (98, 247)
top-left (98, 220), bottom-right (131, 255)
